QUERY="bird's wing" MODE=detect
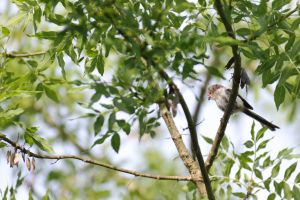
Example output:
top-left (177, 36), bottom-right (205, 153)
top-left (238, 94), bottom-right (253, 110)
top-left (225, 88), bottom-right (253, 110)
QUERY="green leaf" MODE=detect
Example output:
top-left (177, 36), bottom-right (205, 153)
top-left (43, 85), bottom-right (59, 103)
top-left (6, 12), bottom-right (27, 26)
top-left (91, 133), bottom-right (110, 148)
top-left (283, 182), bottom-right (292, 199)
top-left (232, 192), bottom-right (246, 198)
top-left (254, 169), bottom-right (263, 179)
top-left (236, 28), bottom-right (251, 36)
top-left (0, 142), bottom-right (7, 148)
top-left (278, 148), bottom-right (293, 158)
top-left (205, 66), bottom-right (225, 79)
top-left (273, 181), bottom-right (283, 196)
top-left (274, 85), bottom-right (285, 110)
top-left (295, 172), bottom-right (300, 183)
top-left (262, 70), bottom-right (280, 87)
top-left (284, 162), bottom-right (297, 181)
top-left (117, 120), bottom-right (131, 135)
top-left (24, 127), bottom-right (53, 153)
top-left (244, 140), bottom-right (254, 148)
top-left (223, 159), bottom-right (234, 176)
top-left (257, 138), bottom-right (273, 151)
top-left (94, 115), bottom-right (105, 135)
top-left (57, 53), bottom-right (66, 79)
top-left (271, 161), bottom-right (281, 178)
top-left (267, 193), bottom-right (276, 200)
top-left (293, 186), bottom-right (300, 200)
top-left (108, 112), bottom-right (116, 131)
top-left (202, 135), bottom-right (213, 144)
top-left (35, 31), bottom-right (58, 40)
top-left (96, 54), bottom-right (105, 75)
top-left (256, 127), bottom-right (267, 141)
top-left (1, 26), bottom-right (10, 37)
top-left (111, 133), bottom-right (120, 153)
top-left (0, 108), bottom-right (24, 119)
top-left (113, 97), bottom-right (135, 114)
top-left (250, 121), bottom-right (255, 141)
top-left (264, 178), bottom-right (272, 191)
top-left (203, 36), bottom-right (243, 46)
top-left (272, 0), bottom-right (291, 10)
top-left (263, 156), bottom-right (273, 168)
top-left (285, 33), bottom-right (296, 51)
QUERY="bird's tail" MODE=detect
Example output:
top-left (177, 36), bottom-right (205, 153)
top-left (242, 109), bottom-right (279, 131)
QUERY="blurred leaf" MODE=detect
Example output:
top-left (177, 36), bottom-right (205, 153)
top-left (274, 85), bottom-right (285, 110)
top-left (92, 133), bottom-right (110, 148)
top-left (267, 193), bottom-right (276, 200)
top-left (24, 127), bottom-right (53, 153)
top-left (271, 161), bottom-right (281, 178)
top-left (254, 169), bottom-right (263, 179)
top-left (6, 12), bottom-right (27, 26)
top-left (284, 162), bottom-right (297, 181)
top-left (205, 66), bottom-right (225, 79)
top-left (232, 192), bottom-right (246, 198)
top-left (94, 115), bottom-right (105, 135)
top-left (43, 85), bottom-right (59, 103)
top-left (244, 140), bottom-right (254, 148)
top-left (111, 133), bottom-right (120, 153)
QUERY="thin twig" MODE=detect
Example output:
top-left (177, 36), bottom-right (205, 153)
top-left (0, 135), bottom-right (193, 181)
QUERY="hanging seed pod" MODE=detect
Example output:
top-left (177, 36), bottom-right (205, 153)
top-left (21, 152), bottom-right (25, 162)
top-left (6, 150), bottom-right (11, 164)
top-left (13, 153), bottom-right (19, 167)
top-left (31, 158), bottom-right (36, 171)
top-left (10, 153), bottom-right (15, 168)
top-left (26, 156), bottom-right (31, 171)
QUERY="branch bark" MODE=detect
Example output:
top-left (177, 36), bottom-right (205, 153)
top-left (205, 0), bottom-right (242, 171)
top-left (159, 70), bottom-right (215, 200)
top-left (160, 105), bottom-right (207, 194)
top-left (0, 135), bottom-right (192, 182)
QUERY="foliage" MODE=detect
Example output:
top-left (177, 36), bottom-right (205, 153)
top-left (0, 0), bottom-right (299, 199)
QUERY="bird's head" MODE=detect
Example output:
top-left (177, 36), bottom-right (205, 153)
top-left (207, 84), bottom-right (222, 100)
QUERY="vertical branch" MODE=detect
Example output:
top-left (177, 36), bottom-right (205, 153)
top-left (205, 0), bottom-right (242, 171)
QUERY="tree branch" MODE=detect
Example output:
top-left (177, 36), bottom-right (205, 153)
top-left (159, 70), bottom-right (215, 200)
top-left (0, 51), bottom-right (47, 58)
top-left (160, 106), bottom-right (207, 194)
top-left (205, 0), bottom-right (242, 171)
top-left (0, 135), bottom-right (192, 181)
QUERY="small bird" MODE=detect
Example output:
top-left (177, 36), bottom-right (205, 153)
top-left (207, 84), bottom-right (279, 131)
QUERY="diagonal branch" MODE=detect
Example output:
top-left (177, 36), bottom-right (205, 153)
top-left (205, 0), bottom-right (242, 171)
top-left (159, 70), bottom-right (215, 200)
top-left (0, 134), bottom-right (192, 181)
top-left (160, 105), bottom-right (206, 194)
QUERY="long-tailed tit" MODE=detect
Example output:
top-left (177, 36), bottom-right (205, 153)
top-left (207, 84), bottom-right (279, 131)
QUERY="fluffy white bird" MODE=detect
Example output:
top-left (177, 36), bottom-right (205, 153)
top-left (207, 84), bottom-right (279, 131)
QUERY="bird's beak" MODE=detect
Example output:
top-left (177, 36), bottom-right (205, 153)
top-left (208, 96), bottom-right (211, 100)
